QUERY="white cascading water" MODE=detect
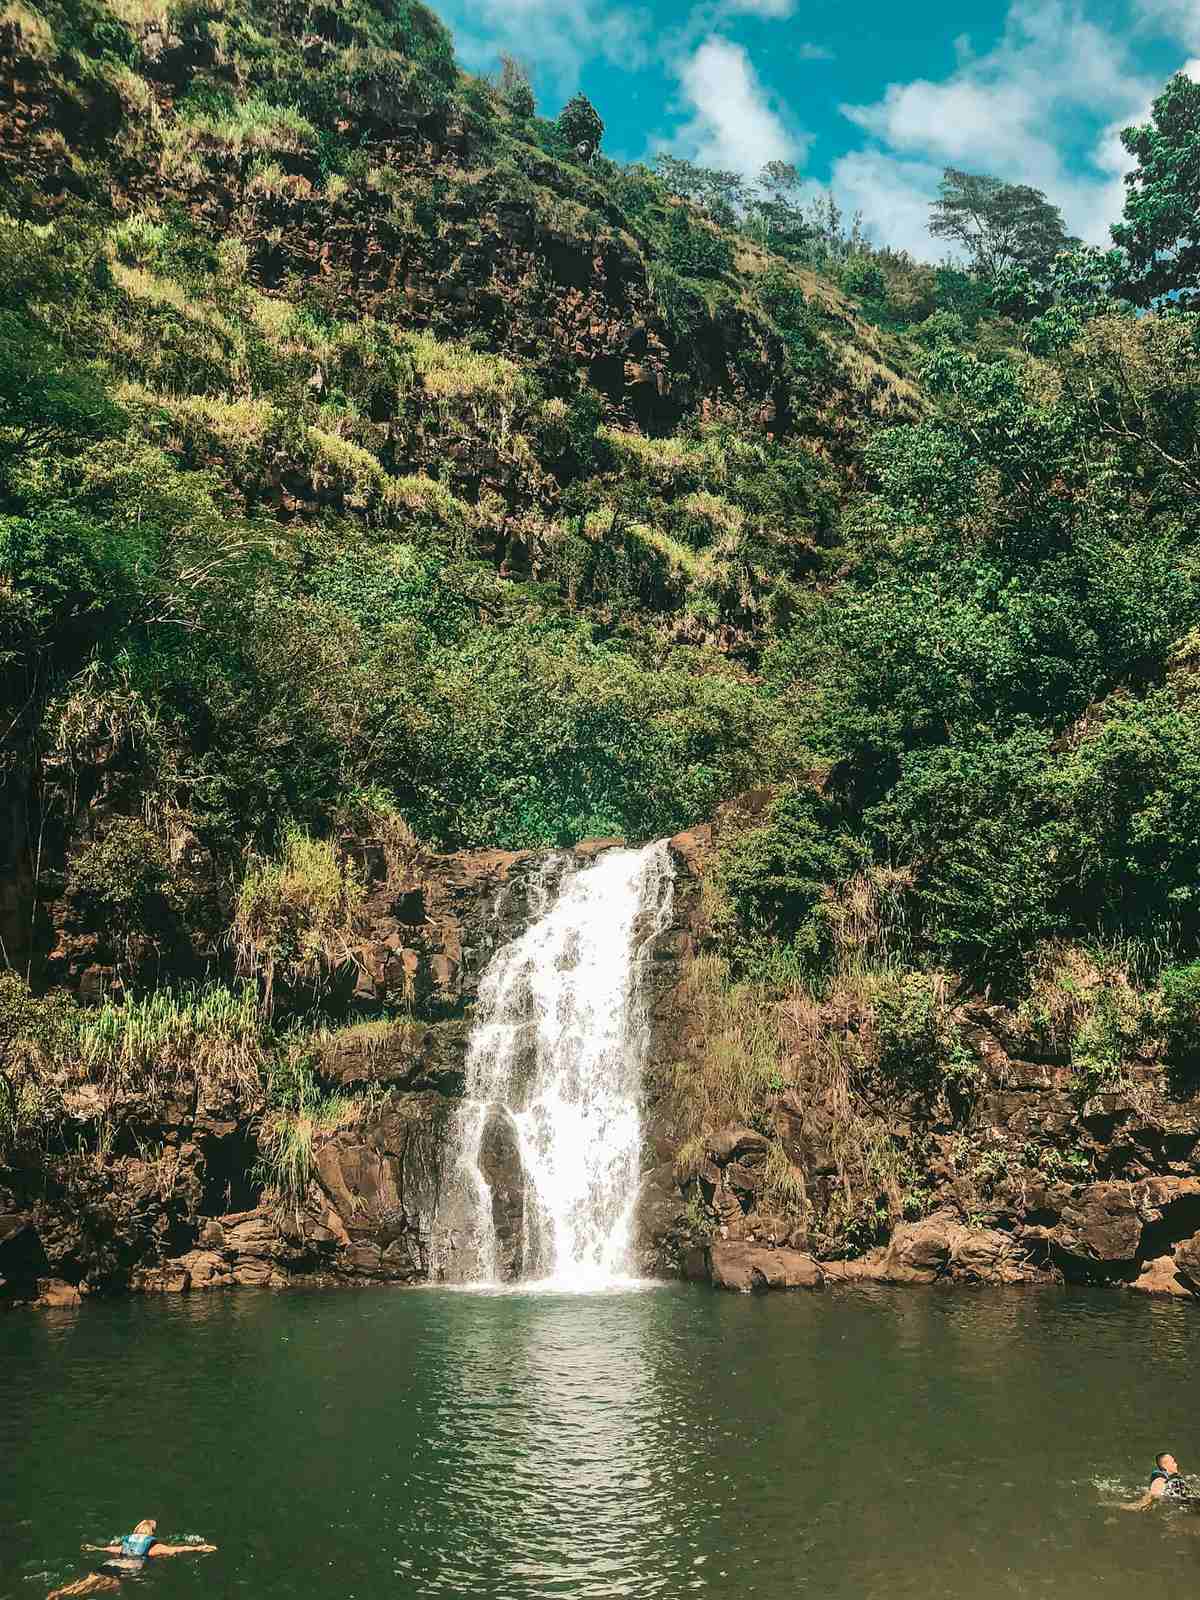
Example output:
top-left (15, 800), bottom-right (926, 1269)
top-left (433, 841), bottom-right (673, 1289)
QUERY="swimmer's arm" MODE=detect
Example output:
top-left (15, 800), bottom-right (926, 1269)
top-left (1118, 1488), bottom-right (1161, 1511)
top-left (148, 1543), bottom-right (218, 1557)
top-left (80, 1544), bottom-right (123, 1553)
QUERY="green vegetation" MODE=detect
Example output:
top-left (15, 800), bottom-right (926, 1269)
top-left (1112, 72), bottom-right (1200, 306)
top-left (555, 92), bottom-right (603, 162)
top-left (232, 828), bottom-right (364, 1010)
top-left (74, 982), bottom-right (264, 1093)
top-left (929, 168), bottom-right (1077, 286)
top-left (0, 971), bottom-right (382, 1211)
top-left (0, 976), bottom-right (267, 1150)
top-left (0, 972), bottom-right (74, 1150)
top-left (254, 1052), bottom-right (367, 1207)
top-left (4, 0), bottom-right (1200, 1231)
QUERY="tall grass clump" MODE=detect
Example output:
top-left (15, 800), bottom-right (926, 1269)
top-left (670, 854), bottom-right (975, 1250)
top-left (778, 982), bottom-right (933, 1251)
top-left (255, 1053), bottom-right (368, 1208)
top-left (232, 827), bottom-right (364, 1011)
top-left (334, 785), bottom-right (422, 880)
top-left (1016, 941), bottom-right (1154, 1102)
top-left (0, 973), bottom-right (74, 1152)
top-left (670, 953), bottom-right (784, 1179)
top-left (75, 982), bottom-right (264, 1096)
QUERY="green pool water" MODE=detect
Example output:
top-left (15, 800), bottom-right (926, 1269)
top-left (4, 1282), bottom-right (1197, 1599)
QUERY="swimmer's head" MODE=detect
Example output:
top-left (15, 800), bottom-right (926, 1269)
top-left (1157, 1453), bottom-right (1178, 1475)
top-left (133, 1520), bottom-right (157, 1536)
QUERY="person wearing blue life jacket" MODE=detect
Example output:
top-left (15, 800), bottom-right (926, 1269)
top-left (1120, 1452), bottom-right (1194, 1510)
top-left (46, 1519), bottom-right (217, 1599)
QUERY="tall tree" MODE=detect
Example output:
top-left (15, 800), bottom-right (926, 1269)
top-left (556, 93), bottom-right (603, 162)
top-left (929, 168), bottom-right (1076, 284)
top-left (653, 155), bottom-right (747, 225)
top-left (496, 53), bottom-right (534, 120)
top-left (749, 160), bottom-right (808, 250)
top-left (1111, 71), bottom-right (1200, 306)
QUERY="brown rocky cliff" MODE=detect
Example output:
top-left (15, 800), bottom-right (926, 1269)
top-left (9, 818), bottom-right (1200, 1306)
top-left (649, 823), bottom-right (1200, 1299)
top-left (0, 836), bottom-right (663, 1305)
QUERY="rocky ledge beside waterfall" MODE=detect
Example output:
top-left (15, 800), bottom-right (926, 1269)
top-left (5, 806), bottom-right (1200, 1307)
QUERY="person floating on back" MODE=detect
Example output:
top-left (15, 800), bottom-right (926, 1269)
top-left (1119, 1452), bottom-right (1193, 1510)
top-left (46, 1518), bottom-right (217, 1599)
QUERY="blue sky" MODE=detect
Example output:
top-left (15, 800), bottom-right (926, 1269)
top-left (435, 0), bottom-right (1200, 257)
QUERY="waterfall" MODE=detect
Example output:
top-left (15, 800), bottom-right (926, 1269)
top-left (433, 841), bottom-right (674, 1289)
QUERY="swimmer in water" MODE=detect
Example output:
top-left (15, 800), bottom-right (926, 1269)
top-left (1119, 1452), bottom-right (1193, 1510)
top-left (46, 1519), bottom-right (217, 1599)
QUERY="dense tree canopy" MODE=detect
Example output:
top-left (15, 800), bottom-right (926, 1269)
top-left (556, 93), bottom-right (604, 161)
top-left (1112, 71), bottom-right (1200, 305)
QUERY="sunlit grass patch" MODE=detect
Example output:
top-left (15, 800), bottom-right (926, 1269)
top-left (255, 1051), bottom-right (380, 1206)
top-left (75, 982), bottom-right (264, 1097)
top-left (100, 0), bottom-right (171, 26)
top-left (405, 331), bottom-right (537, 417)
top-left (669, 954), bottom-right (784, 1174)
top-left (1, 2), bottom-right (55, 55)
top-left (232, 827), bottom-right (364, 1011)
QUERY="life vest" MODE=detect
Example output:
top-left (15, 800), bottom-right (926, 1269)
top-left (1150, 1468), bottom-right (1191, 1500)
top-left (119, 1533), bottom-right (156, 1558)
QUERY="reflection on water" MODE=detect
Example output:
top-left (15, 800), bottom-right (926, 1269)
top-left (3, 1285), bottom-right (1198, 1600)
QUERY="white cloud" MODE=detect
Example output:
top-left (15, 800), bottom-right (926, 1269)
top-left (830, 152), bottom-right (951, 258)
top-left (838, 0), bottom-right (1164, 250)
top-left (1133, 0), bottom-right (1200, 49)
top-left (669, 35), bottom-right (808, 176)
top-left (438, 0), bottom-right (650, 94)
top-left (720, 0), bottom-right (795, 15)
top-left (713, 0), bottom-right (800, 14)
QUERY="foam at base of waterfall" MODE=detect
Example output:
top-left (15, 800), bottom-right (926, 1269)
top-left (428, 1276), bottom-right (664, 1297)
top-left (432, 841), bottom-right (674, 1289)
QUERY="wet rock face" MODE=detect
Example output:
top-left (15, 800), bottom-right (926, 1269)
top-left (9, 813), bottom-right (1200, 1306)
top-left (476, 1106), bottom-right (531, 1281)
top-left (0, 1083), bottom-right (457, 1305)
top-left (708, 1242), bottom-right (824, 1293)
top-left (346, 845), bottom-right (544, 1016)
top-left (0, 834), bottom-right (649, 1306)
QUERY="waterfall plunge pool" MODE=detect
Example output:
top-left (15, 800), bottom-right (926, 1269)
top-left (6, 1283), bottom-right (1197, 1600)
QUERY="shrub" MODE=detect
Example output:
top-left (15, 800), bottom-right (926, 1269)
top-left (1016, 943), bottom-right (1150, 1100)
top-left (0, 974), bottom-right (74, 1151)
top-left (555, 92), bottom-right (603, 160)
top-left (1069, 985), bottom-right (1146, 1101)
top-left (1158, 962), bottom-right (1200, 1095)
top-left (840, 256), bottom-right (886, 302)
top-left (66, 816), bottom-right (174, 949)
top-left (866, 732), bottom-right (1064, 979)
top-left (232, 828), bottom-right (364, 1010)
top-left (869, 970), bottom-right (977, 1098)
top-left (716, 785), bottom-right (864, 976)
top-left (664, 208), bottom-right (733, 280)
top-left (1053, 694), bottom-right (1200, 947)
top-left (0, 310), bottom-right (124, 479)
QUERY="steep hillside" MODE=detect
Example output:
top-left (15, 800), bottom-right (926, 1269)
top-left (5, 0), bottom-right (1200, 1303)
top-left (0, 0), bottom-right (928, 976)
